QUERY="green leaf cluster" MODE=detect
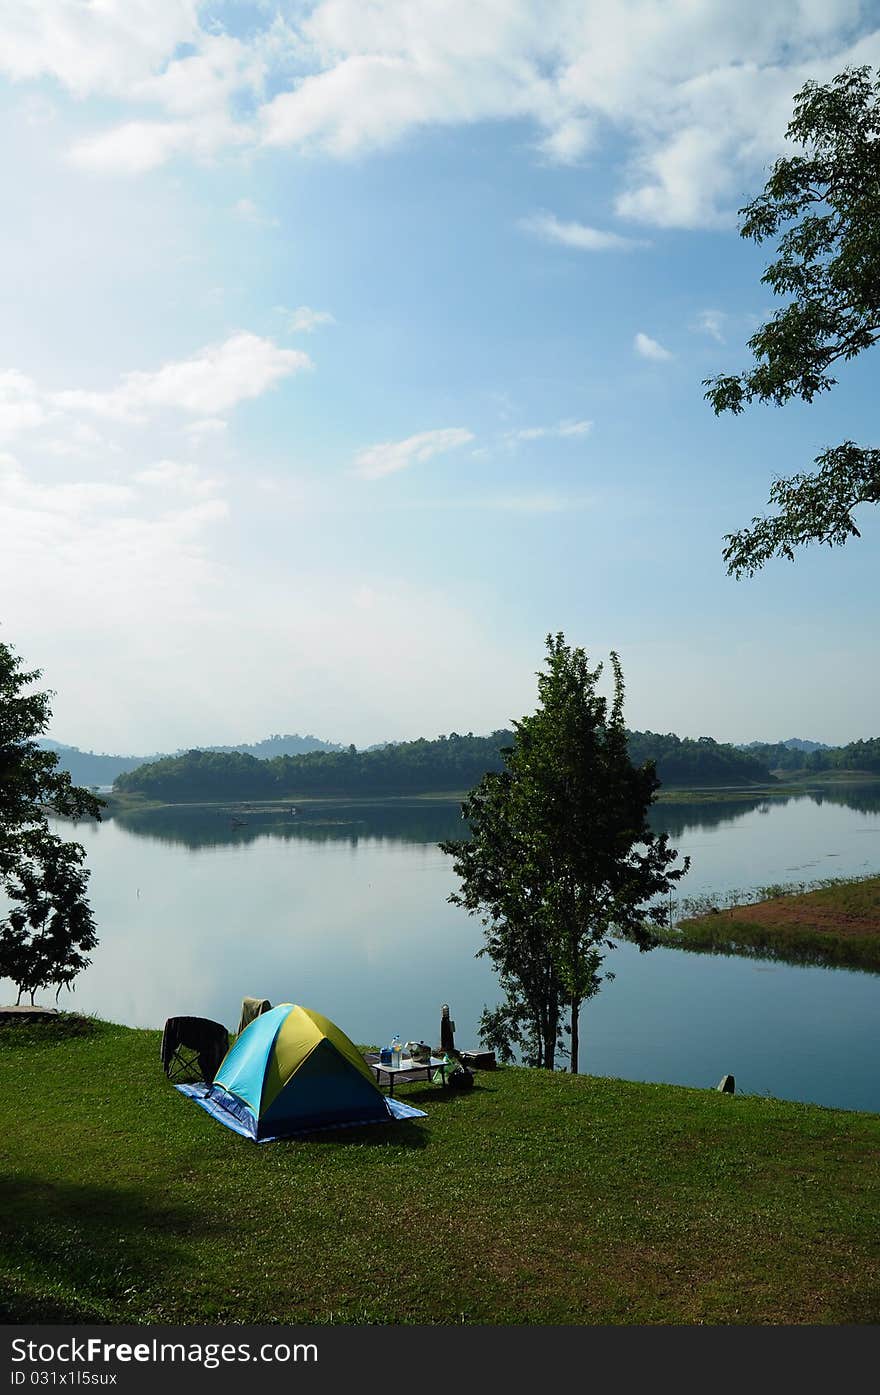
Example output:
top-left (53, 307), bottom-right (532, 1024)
top-left (704, 66), bottom-right (880, 573)
top-left (0, 640), bottom-right (102, 1003)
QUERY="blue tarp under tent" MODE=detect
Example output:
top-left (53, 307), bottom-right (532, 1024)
top-left (176, 1002), bottom-right (425, 1142)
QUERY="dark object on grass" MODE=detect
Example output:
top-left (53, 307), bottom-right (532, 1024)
top-left (457, 1048), bottom-right (496, 1071)
top-left (440, 1003), bottom-right (456, 1055)
top-left (161, 1016), bottom-right (229, 1085)
top-left (0, 1005), bottom-right (59, 1024)
top-left (717, 1074), bottom-right (735, 1094)
top-left (448, 1065), bottom-right (474, 1092)
top-left (236, 997), bottom-right (272, 1036)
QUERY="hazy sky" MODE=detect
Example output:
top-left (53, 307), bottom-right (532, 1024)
top-left (1, 1), bottom-right (878, 752)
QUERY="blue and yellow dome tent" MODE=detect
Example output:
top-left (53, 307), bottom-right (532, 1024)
top-left (177, 1003), bottom-right (425, 1141)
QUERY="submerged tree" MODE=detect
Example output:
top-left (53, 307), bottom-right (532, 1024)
top-left (705, 66), bottom-right (880, 575)
top-left (441, 635), bottom-right (689, 1072)
top-left (0, 639), bottom-right (102, 1004)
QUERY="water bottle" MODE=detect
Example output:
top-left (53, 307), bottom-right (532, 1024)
top-left (391, 1033), bottom-right (402, 1068)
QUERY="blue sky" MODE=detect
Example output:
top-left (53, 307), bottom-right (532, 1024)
top-left (1, 1), bottom-right (878, 752)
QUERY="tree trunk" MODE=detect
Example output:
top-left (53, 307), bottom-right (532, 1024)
top-left (569, 997), bottom-right (579, 1074)
top-left (545, 1007), bottom-right (557, 1071)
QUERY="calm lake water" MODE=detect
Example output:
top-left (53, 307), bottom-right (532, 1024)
top-left (7, 785), bottom-right (880, 1113)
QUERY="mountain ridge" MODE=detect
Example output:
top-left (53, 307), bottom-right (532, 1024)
top-left (37, 733), bottom-right (343, 787)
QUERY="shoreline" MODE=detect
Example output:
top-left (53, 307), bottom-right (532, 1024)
top-left (662, 872), bottom-right (880, 972)
top-left (92, 770), bottom-right (880, 817)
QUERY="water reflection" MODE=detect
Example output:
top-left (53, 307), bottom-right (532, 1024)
top-left (102, 800), bottom-right (468, 849)
top-left (654, 786), bottom-right (880, 837)
top-left (102, 783), bottom-right (880, 850)
top-left (9, 784), bottom-right (878, 1113)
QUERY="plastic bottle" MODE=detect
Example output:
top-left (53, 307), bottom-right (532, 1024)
top-left (391, 1033), bottom-right (402, 1068)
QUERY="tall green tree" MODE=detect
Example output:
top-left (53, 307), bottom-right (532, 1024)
top-left (441, 636), bottom-right (688, 1073)
top-left (441, 766), bottom-right (567, 1068)
top-left (705, 66), bottom-right (880, 576)
top-left (0, 640), bottom-right (102, 1004)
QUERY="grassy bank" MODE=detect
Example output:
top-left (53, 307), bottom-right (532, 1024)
top-left (2, 1017), bottom-right (879, 1325)
top-left (662, 874), bottom-right (880, 971)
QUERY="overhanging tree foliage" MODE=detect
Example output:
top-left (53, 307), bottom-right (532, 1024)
top-left (704, 66), bottom-right (880, 576)
top-left (0, 640), bottom-right (102, 1004)
top-left (441, 635), bottom-right (689, 1072)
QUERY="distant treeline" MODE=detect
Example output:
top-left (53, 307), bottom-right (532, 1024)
top-left (625, 731), bottom-right (771, 786)
top-left (113, 729), bottom-right (779, 801)
top-left (39, 733), bottom-right (341, 786)
top-left (740, 738), bottom-right (880, 774)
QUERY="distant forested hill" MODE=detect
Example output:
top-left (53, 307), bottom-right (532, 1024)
top-left (37, 742), bottom-right (154, 787)
top-left (739, 737), bottom-right (880, 774)
top-left (113, 732), bottom-right (513, 801)
top-left (40, 732), bottom-right (342, 787)
top-left (197, 733), bottom-right (343, 758)
top-left (113, 729), bottom-right (775, 801)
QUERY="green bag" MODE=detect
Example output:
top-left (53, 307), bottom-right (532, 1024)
top-left (433, 1052), bottom-right (457, 1084)
top-left (434, 1053), bottom-right (474, 1090)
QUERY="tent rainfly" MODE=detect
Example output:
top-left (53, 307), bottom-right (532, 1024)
top-left (176, 1002), bottom-right (424, 1141)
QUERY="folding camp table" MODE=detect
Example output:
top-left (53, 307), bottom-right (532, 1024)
top-left (370, 1057), bottom-right (448, 1096)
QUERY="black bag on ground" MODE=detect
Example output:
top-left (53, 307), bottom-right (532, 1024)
top-left (447, 1064), bottom-right (474, 1091)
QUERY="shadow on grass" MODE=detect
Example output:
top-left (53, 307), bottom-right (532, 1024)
top-left (285, 1118), bottom-right (429, 1150)
top-left (0, 1175), bottom-right (221, 1323)
top-left (0, 1014), bottom-right (105, 1049)
top-left (395, 1081), bottom-right (492, 1108)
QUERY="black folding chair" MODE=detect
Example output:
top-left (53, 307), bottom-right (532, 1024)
top-left (161, 1016), bottom-right (229, 1085)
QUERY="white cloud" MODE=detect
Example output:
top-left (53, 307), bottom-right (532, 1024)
top-left (0, 451), bottom-right (228, 689)
top-left (41, 423), bottom-right (118, 460)
top-left (0, 370), bottom-right (45, 438)
top-left (692, 309), bottom-right (727, 343)
top-left (71, 119), bottom-right (193, 174)
top-left (61, 24), bottom-right (271, 172)
top-left (53, 333), bottom-right (311, 421)
top-left (634, 331), bottom-right (673, 362)
top-left (0, 453), bottom-right (135, 515)
top-left (183, 417), bottom-right (228, 442)
top-left (535, 117), bottom-right (594, 165)
top-left (286, 306), bottom-right (337, 333)
top-left (507, 419), bottom-right (593, 442)
top-left (353, 427), bottom-right (474, 480)
top-left (134, 460), bottom-right (220, 498)
top-left (232, 197), bottom-right (279, 228)
top-left (0, 2), bottom-right (201, 98)
top-left (8, 4), bottom-right (879, 228)
top-left (520, 212), bottom-right (647, 252)
top-left (0, 339), bottom-right (303, 472)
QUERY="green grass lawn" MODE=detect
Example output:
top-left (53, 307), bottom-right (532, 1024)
top-left (2, 1016), bottom-right (879, 1325)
